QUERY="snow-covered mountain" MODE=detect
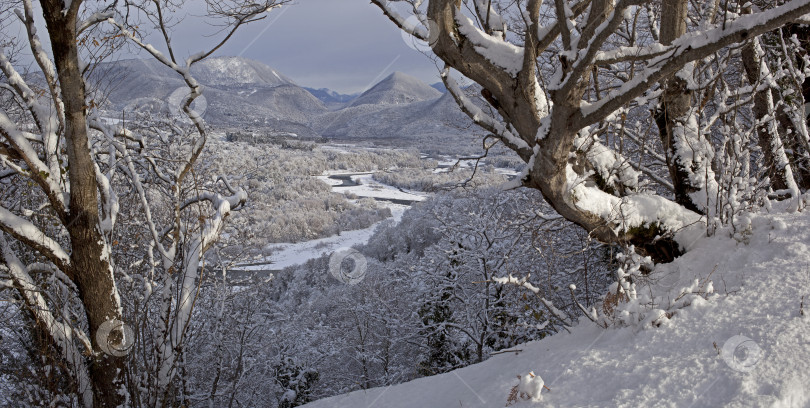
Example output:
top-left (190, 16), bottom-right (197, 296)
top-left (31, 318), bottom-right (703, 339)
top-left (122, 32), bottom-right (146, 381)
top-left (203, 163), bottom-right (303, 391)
top-left (94, 57), bottom-right (475, 143)
top-left (91, 58), bottom-right (186, 105)
top-left (94, 57), bottom-right (326, 136)
top-left (310, 72), bottom-right (477, 143)
top-left (348, 71), bottom-right (442, 107)
top-left (313, 90), bottom-right (472, 141)
top-left (303, 87), bottom-right (358, 108)
top-left (189, 56), bottom-right (295, 87)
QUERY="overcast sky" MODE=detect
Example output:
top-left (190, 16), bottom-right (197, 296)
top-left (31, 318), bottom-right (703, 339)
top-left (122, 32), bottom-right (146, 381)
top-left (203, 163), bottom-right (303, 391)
top-left (10, 0), bottom-right (439, 93)
top-left (144, 0), bottom-right (441, 94)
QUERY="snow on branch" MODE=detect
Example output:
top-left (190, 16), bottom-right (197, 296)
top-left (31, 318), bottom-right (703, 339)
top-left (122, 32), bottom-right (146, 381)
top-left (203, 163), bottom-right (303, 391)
top-left (180, 189), bottom-right (247, 215)
top-left (0, 55), bottom-right (67, 214)
top-left (494, 274), bottom-right (573, 331)
top-left (0, 235), bottom-right (92, 407)
top-left (473, 0), bottom-right (507, 37)
top-left (0, 39), bottom-right (59, 141)
top-left (371, 0), bottom-right (430, 41)
top-left (564, 163), bottom-right (703, 241)
top-left (594, 44), bottom-right (670, 65)
top-left (0, 204), bottom-right (71, 272)
top-left (157, 187), bottom-right (240, 390)
top-left (455, 12), bottom-right (525, 77)
top-left (18, 0), bottom-right (65, 137)
top-left (441, 66), bottom-right (532, 158)
top-left (557, 0), bottom-right (642, 95)
top-left (573, 131), bottom-right (640, 196)
top-left (0, 109), bottom-right (65, 209)
top-left (580, 0), bottom-right (810, 127)
top-left (77, 11), bottom-right (114, 34)
top-left (534, 0), bottom-right (590, 55)
top-left (627, 162), bottom-right (675, 192)
top-left (552, 0), bottom-right (575, 53)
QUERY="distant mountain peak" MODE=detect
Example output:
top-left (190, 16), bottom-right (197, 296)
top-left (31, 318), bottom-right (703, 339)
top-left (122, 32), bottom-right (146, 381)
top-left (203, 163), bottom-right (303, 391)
top-left (383, 71), bottom-right (415, 81)
top-left (349, 71), bottom-right (441, 107)
top-left (375, 71), bottom-right (432, 89)
top-left (304, 87), bottom-right (358, 106)
top-left (190, 56), bottom-right (294, 87)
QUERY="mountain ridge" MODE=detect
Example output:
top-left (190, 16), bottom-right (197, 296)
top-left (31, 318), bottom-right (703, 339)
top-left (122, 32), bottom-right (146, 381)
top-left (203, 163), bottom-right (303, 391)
top-left (94, 57), bottom-right (474, 143)
top-left (349, 71), bottom-right (442, 108)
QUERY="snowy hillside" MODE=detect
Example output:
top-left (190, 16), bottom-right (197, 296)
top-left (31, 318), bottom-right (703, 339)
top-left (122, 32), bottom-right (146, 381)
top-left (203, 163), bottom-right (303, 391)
top-left (92, 56), bottom-right (296, 103)
top-left (304, 87), bottom-right (359, 108)
top-left (313, 87), bottom-right (475, 143)
top-left (93, 57), bottom-right (326, 133)
top-left (349, 72), bottom-right (442, 107)
top-left (89, 58), bottom-right (186, 104)
top-left (240, 84), bottom-right (327, 124)
top-left (302, 206), bottom-right (810, 408)
top-left (309, 72), bottom-right (462, 140)
top-left (189, 56), bottom-right (295, 86)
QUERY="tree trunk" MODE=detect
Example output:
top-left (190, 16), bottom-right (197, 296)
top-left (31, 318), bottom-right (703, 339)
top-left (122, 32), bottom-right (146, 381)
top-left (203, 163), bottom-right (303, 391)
top-left (428, 0), bottom-right (686, 262)
top-left (41, 0), bottom-right (127, 406)
top-left (654, 0), bottom-right (704, 213)
top-left (741, 38), bottom-right (796, 194)
top-left (784, 24), bottom-right (810, 190)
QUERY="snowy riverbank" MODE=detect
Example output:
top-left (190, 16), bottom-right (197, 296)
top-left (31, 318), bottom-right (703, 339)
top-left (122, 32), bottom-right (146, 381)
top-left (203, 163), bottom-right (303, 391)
top-left (238, 171), bottom-right (426, 271)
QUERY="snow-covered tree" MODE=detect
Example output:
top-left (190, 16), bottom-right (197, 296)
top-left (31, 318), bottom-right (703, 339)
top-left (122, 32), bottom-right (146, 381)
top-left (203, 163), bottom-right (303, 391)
top-left (372, 0), bottom-right (810, 262)
top-left (0, 0), bottom-right (284, 405)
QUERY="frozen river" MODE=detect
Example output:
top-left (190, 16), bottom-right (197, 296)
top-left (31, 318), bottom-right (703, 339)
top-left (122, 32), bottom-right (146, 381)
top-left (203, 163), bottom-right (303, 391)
top-left (232, 171), bottom-right (426, 274)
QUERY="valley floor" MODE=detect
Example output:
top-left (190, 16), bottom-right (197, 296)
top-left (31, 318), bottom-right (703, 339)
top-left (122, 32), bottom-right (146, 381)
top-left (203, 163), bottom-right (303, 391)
top-left (302, 207), bottom-right (810, 408)
top-left (239, 171), bottom-right (424, 271)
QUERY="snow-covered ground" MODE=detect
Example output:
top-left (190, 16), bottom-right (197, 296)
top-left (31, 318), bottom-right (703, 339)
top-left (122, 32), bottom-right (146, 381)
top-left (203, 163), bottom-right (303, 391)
top-left (302, 207), bottom-right (810, 407)
top-left (435, 157), bottom-right (476, 168)
top-left (432, 156), bottom-right (476, 172)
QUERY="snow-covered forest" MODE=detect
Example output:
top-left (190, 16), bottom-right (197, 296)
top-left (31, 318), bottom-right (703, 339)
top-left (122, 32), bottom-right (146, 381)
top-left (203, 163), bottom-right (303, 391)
top-left (2, 0), bottom-right (810, 407)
